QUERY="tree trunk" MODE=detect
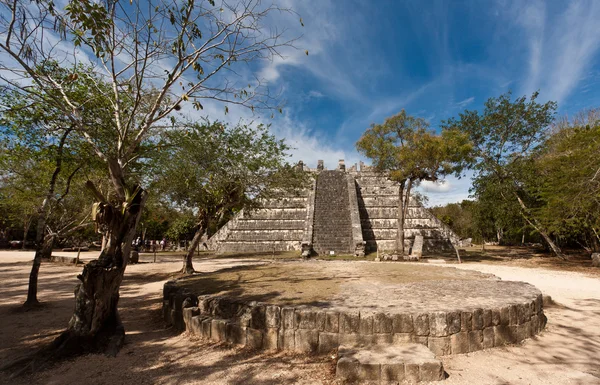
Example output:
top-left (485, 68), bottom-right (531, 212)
top-left (396, 182), bottom-right (406, 255)
top-left (24, 234), bottom-right (56, 307)
top-left (182, 224), bottom-right (206, 274)
top-left (514, 193), bottom-right (565, 259)
top-left (22, 217), bottom-right (31, 249)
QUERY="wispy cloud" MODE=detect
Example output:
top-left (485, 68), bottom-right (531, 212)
top-left (455, 96), bottom-right (475, 108)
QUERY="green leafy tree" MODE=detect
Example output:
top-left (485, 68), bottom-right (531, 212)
top-left (356, 110), bottom-right (472, 254)
top-left (533, 109), bottom-right (600, 252)
top-left (442, 92), bottom-right (565, 258)
top-left (0, 0), bottom-right (299, 357)
top-left (153, 120), bottom-right (307, 273)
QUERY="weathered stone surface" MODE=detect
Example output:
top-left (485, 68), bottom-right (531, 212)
top-left (447, 311), bottom-right (461, 334)
top-left (294, 329), bottom-right (319, 352)
top-left (249, 304), bottom-right (266, 329)
top-left (359, 314), bottom-right (374, 334)
top-left (183, 306), bottom-right (200, 329)
top-left (414, 313), bottom-right (430, 336)
top-left (278, 329), bottom-right (294, 350)
top-left (461, 311), bottom-right (473, 331)
top-left (247, 328), bottom-right (263, 349)
top-left (282, 307), bottom-right (295, 329)
top-left (472, 308), bottom-right (484, 330)
top-left (509, 305), bottom-right (519, 325)
top-left (318, 332), bottom-right (339, 353)
top-left (500, 306), bottom-right (510, 325)
top-left (295, 308), bottom-right (317, 329)
top-left (494, 325), bottom-right (513, 346)
top-left (336, 344), bottom-right (443, 383)
top-left (211, 319), bottom-right (227, 342)
top-left (468, 330), bottom-right (483, 352)
top-left (325, 311), bottom-right (339, 333)
top-left (450, 331), bottom-right (469, 354)
top-left (392, 333), bottom-right (412, 344)
top-left (392, 313), bottom-right (414, 333)
top-left (263, 328), bottom-right (279, 350)
top-left (190, 315), bottom-right (206, 336)
top-left (226, 323), bottom-right (246, 345)
top-left (265, 305), bottom-right (280, 328)
top-left (491, 308), bottom-right (501, 326)
top-left (483, 309), bottom-right (493, 328)
top-left (373, 313), bottom-right (393, 334)
top-left (517, 303), bottom-right (531, 324)
top-left (429, 311), bottom-right (449, 337)
top-left (315, 311), bottom-right (326, 331)
top-left (381, 363), bottom-right (405, 382)
top-left (201, 318), bottom-right (212, 339)
top-left (428, 336), bottom-right (451, 356)
top-left (340, 312), bottom-right (360, 334)
top-left (483, 327), bottom-right (495, 349)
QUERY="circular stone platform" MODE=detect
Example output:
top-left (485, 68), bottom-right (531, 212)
top-left (163, 261), bottom-right (546, 356)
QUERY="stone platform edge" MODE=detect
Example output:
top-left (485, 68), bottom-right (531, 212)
top-left (162, 280), bottom-right (546, 356)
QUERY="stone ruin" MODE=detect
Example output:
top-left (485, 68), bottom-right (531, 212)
top-left (206, 160), bottom-right (459, 257)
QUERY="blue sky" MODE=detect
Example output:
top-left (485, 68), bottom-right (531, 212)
top-left (236, 0), bottom-right (600, 206)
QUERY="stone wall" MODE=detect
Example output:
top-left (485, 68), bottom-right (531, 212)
top-left (163, 280), bottom-right (546, 356)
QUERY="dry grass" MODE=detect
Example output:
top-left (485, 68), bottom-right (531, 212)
top-left (178, 261), bottom-right (488, 306)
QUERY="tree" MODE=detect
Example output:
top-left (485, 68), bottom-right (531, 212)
top-left (0, 63), bottom-right (107, 307)
top-left (356, 110), bottom-right (471, 254)
top-left (533, 109), bottom-right (600, 252)
top-left (0, 0), bottom-right (299, 360)
top-left (442, 91), bottom-right (565, 258)
top-left (153, 120), bottom-right (307, 274)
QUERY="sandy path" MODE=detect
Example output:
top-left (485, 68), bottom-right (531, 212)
top-left (1, 252), bottom-right (599, 384)
top-left (424, 262), bottom-right (600, 385)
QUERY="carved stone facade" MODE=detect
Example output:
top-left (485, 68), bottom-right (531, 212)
top-left (207, 161), bottom-right (459, 256)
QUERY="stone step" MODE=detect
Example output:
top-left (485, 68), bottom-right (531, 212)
top-left (336, 344), bottom-right (445, 383)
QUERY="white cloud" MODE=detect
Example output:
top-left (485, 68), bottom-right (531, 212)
top-left (416, 172), bottom-right (474, 207)
top-left (455, 96), bottom-right (475, 108)
top-left (308, 90), bottom-right (324, 98)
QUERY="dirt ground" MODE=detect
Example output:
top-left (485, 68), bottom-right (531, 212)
top-left (0, 249), bottom-right (599, 385)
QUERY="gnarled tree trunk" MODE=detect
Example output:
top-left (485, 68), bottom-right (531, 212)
top-left (182, 216), bottom-right (208, 274)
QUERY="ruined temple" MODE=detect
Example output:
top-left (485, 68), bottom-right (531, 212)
top-left (206, 160), bottom-right (459, 256)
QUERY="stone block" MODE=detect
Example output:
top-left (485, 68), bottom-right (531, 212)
top-left (516, 322), bottom-right (531, 341)
top-left (250, 304), bottom-right (266, 329)
top-left (392, 333), bottom-right (412, 344)
top-left (412, 336), bottom-right (429, 346)
top-left (316, 311), bottom-right (326, 331)
top-left (226, 323), bottom-right (246, 345)
top-left (491, 308), bottom-right (501, 326)
top-left (420, 361), bottom-right (444, 382)
top-left (336, 357), bottom-right (359, 381)
top-left (428, 336), bottom-right (451, 356)
top-left (265, 305), bottom-right (280, 328)
top-left (325, 311), bottom-right (340, 333)
top-left (295, 307), bottom-right (317, 329)
top-left (294, 329), bottom-right (319, 352)
top-left (162, 300), bottom-right (170, 322)
top-left (539, 313), bottom-right (547, 330)
top-left (282, 307), bottom-right (295, 329)
top-left (264, 328), bottom-right (279, 351)
top-left (447, 311), bottom-right (461, 334)
top-left (247, 328), bottom-right (263, 349)
top-left (373, 313), bottom-right (393, 334)
top-left (373, 333), bottom-right (394, 344)
top-left (500, 306), bottom-right (510, 325)
top-left (318, 332), bottom-right (339, 353)
top-left (429, 311), bottom-right (449, 337)
top-left (483, 327), bottom-right (495, 349)
top-left (279, 329), bottom-right (295, 350)
top-left (339, 333), bottom-right (360, 347)
top-left (190, 315), bottom-right (207, 336)
top-left (211, 319), bottom-right (227, 342)
top-left (468, 330), bottom-right (483, 352)
top-left (381, 363), bottom-right (405, 382)
top-left (460, 311), bottom-right (472, 332)
top-left (483, 309), bottom-right (493, 328)
top-left (592, 253), bottom-right (600, 267)
top-left (517, 303), bottom-right (531, 324)
top-left (535, 294), bottom-right (543, 313)
top-left (340, 312), bottom-right (360, 334)
top-left (509, 305), bottom-right (519, 325)
top-left (405, 363), bottom-right (420, 383)
top-left (392, 313), bottom-right (413, 333)
top-left (493, 325), bottom-right (513, 346)
top-left (201, 317), bottom-right (212, 339)
top-left (359, 363), bottom-right (380, 381)
top-left (183, 306), bottom-right (200, 330)
top-left (359, 314), bottom-right (374, 334)
top-left (414, 313), bottom-right (430, 336)
top-left (472, 308), bottom-right (484, 330)
top-left (450, 331), bottom-right (469, 354)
